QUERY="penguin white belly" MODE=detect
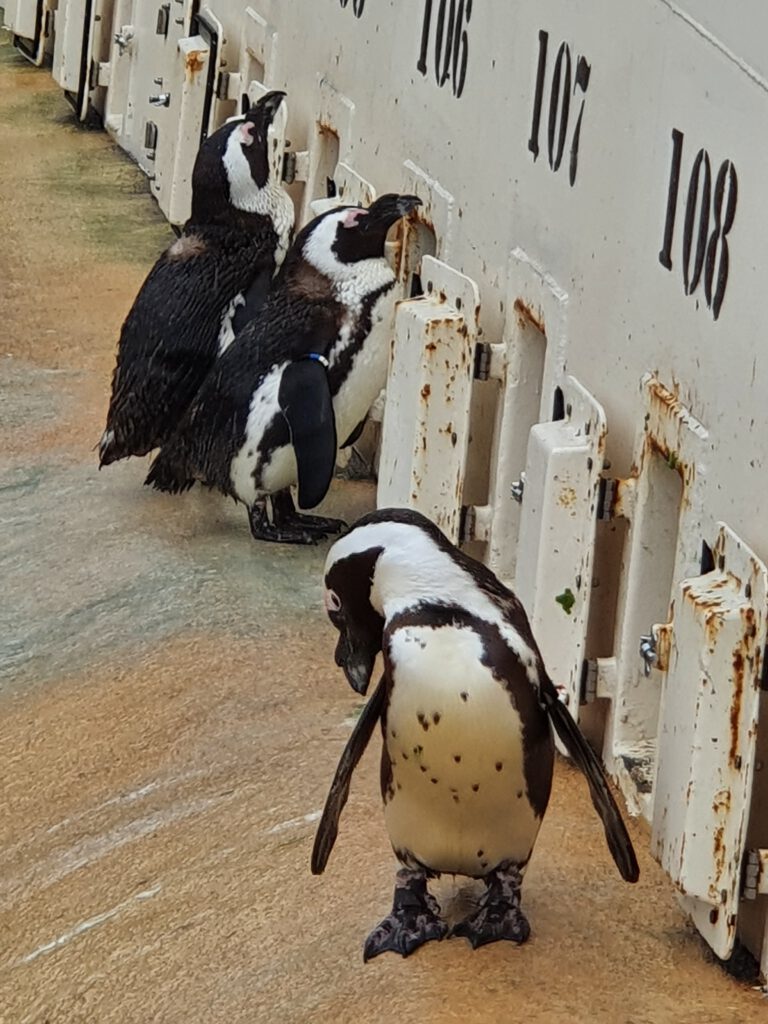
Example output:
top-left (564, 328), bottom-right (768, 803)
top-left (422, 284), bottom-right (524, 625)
top-left (383, 624), bottom-right (543, 877)
top-left (333, 291), bottom-right (395, 443)
top-left (229, 365), bottom-right (295, 503)
top-left (260, 443), bottom-right (298, 494)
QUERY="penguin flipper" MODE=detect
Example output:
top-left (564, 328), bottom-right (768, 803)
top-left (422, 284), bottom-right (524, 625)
top-left (540, 676), bottom-right (640, 883)
top-left (278, 359), bottom-right (337, 509)
top-left (311, 675), bottom-right (387, 875)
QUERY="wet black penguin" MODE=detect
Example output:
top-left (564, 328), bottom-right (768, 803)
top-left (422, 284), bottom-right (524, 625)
top-left (99, 90), bottom-right (294, 466)
top-left (313, 507), bottom-right (639, 960)
top-left (144, 195), bottom-right (422, 544)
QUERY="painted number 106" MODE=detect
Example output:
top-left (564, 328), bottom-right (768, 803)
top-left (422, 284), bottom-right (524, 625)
top-left (417, 0), bottom-right (473, 99)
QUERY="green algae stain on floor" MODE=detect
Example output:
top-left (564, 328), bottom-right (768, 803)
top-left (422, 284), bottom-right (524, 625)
top-left (0, 27), bottom-right (171, 265)
top-left (49, 145), bottom-right (173, 264)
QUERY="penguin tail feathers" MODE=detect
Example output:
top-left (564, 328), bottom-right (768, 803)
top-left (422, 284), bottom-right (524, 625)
top-left (98, 428), bottom-right (124, 467)
top-left (144, 448), bottom-right (195, 494)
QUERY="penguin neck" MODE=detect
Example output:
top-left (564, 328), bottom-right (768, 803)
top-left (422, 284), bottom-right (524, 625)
top-left (220, 131), bottom-right (295, 259)
top-left (329, 257), bottom-right (395, 314)
top-left (369, 537), bottom-right (481, 621)
top-left (232, 182), bottom-right (294, 263)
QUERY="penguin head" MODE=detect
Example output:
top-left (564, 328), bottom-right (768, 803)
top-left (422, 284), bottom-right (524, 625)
top-left (189, 90), bottom-right (288, 226)
top-left (323, 507), bottom-right (447, 694)
top-left (290, 194), bottom-right (422, 284)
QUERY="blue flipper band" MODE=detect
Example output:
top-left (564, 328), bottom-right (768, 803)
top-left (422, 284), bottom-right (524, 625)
top-left (306, 353), bottom-right (330, 369)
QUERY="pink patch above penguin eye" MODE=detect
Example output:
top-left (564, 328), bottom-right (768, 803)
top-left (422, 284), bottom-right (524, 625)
top-left (341, 208), bottom-right (368, 228)
top-left (324, 589), bottom-right (342, 613)
top-left (240, 122), bottom-right (255, 147)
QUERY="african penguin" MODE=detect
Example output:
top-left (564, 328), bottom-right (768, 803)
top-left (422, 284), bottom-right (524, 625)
top-left (99, 90), bottom-right (294, 466)
top-left (144, 195), bottom-right (422, 544)
top-left (313, 507), bottom-right (639, 961)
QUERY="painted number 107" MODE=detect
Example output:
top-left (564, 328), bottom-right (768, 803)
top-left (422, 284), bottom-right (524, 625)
top-left (528, 29), bottom-right (591, 186)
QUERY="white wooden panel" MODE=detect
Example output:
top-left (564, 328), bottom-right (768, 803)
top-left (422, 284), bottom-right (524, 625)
top-left (378, 256), bottom-right (479, 544)
top-left (513, 377), bottom-right (606, 715)
top-left (651, 524), bottom-right (768, 958)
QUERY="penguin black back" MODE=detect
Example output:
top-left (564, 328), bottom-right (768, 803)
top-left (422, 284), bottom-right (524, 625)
top-left (145, 196), bottom-right (423, 546)
top-left (99, 91), bottom-right (294, 467)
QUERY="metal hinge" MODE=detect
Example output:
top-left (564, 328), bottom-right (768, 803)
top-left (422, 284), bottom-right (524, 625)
top-left (473, 341), bottom-right (492, 381)
top-left (216, 71), bottom-right (230, 100)
top-left (580, 659), bottom-right (597, 704)
top-left (459, 505), bottom-right (475, 544)
top-left (282, 149), bottom-right (297, 184)
top-left (597, 477), bottom-right (616, 520)
top-left (743, 849), bottom-right (768, 900)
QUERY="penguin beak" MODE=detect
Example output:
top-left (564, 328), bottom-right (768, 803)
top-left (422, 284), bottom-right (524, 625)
top-left (245, 90), bottom-right (286, 127)
top-left (361, 193), bottom-right (422, 231)
top-left (334, 628), bottom-right (377, 695)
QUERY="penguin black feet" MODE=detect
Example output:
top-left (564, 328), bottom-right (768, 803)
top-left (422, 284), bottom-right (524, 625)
top-left (451, 863), bottom-right (530, 949)
top-left (363, 869), bottom-right (448, 962)
top-left (270, 490), bottom-right (346, 539)
top-left (248, 501), bottom-right (317, 545)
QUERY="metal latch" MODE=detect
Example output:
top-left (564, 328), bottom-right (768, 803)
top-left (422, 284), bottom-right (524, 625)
top-left (149, 93), bottom-right (171, 107)
top-left (510, 474), bottom-right (525, 503)
top-left (639, 633), bottom-right (657, 676)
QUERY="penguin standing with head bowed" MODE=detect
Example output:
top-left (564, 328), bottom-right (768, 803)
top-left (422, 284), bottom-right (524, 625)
top-left (313, 507), bottom-right (639, 961)
top-left (99, 90), bottom-right (294, 467)
top-left (145, 195), bottom-right (422, 544)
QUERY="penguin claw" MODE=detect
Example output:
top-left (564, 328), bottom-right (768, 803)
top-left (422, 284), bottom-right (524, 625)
top-left (363, 869), bottom-right (448, 962)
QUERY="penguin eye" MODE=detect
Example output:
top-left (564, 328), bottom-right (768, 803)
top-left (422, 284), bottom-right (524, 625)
top-left (324, 589), bottom-right (342, 613)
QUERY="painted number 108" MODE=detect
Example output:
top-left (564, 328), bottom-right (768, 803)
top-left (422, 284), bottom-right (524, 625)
top-left (658, 128), bottom-right (737, 321)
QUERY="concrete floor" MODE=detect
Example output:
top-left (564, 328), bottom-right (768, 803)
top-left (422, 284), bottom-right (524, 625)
top-left (0, 31), bottom-right (766, 1024)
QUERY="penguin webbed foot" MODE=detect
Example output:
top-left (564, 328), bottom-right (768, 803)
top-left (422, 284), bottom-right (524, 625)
top-left (284, 511), bottom-right (347, 536)
top-left (363, 869), bottom-right (448, 962)
top-left (270, 490), bottom-right (346, 538)
top-left (451, 863), bottom-right (530, 949)
top-left (248, 501), bottom-right (317, 546)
